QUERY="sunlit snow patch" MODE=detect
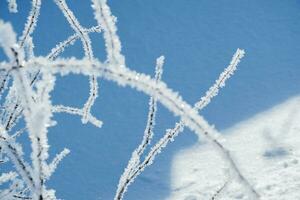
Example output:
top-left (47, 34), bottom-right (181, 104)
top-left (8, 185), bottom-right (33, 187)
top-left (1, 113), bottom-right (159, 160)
top-left (167, 96), bottom-right (300, 200)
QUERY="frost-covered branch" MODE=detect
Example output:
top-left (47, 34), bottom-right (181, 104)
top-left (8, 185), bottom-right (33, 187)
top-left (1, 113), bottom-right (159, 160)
top-left (130, 49), bottom-right (244, 178)
top-left (91, 0), bottom-right (125, 65)
top-left (0, 130), bottom-right (35, 193)
top-left (10, 48), bottom-right (47, 200)
top-left (52, 105), bottom-right (103, 128)
top-left (0, 20), bottom-right (36, 195)
top-left (19, 0), bottom-right (41, 47)
top-left (0, 1), bottom-right (258, 199)
top-left (21, 57), bottom-right (238, 141)
top-left (119, 49), bottom-right (258, 199)
top-left (195, 49), bottom-right (244, 110)
top-left (54, 0), bottom-right (99, 126)
top-left (0, 71), bottom-right (10, 97)
top-left (9, 45), bottom-right (58, 200)
top-left (2, 92), bottom-right (23, 131)
top-left (114, 56), bottom-right (164, 200)
top-left (23, 56), bottom-right (258, 199)
top-left (3, 24), bottom-right (101, 132)
top-left (0, 178), bottom-right (25, 200)
top-left (11, 128), bottom-right (27, 139)
top-left (47, 25), bottom-right (101, 60)
top-left (54, 0), bottom-right (94, 60)
top-left (0, 171), bottom-right (17, 185)
top-left (136, 56), bottom-right (164, 156)
top-left (106, 49), bottom-right (255, 200)
top-left (0, 19), bottom-right (28, 133)
top-left (46, 148), bottom-right (70, 179)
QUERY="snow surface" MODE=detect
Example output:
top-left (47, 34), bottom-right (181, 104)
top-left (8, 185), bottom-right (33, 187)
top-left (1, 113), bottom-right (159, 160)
top-left (167, 96), bottom-right (300, 200)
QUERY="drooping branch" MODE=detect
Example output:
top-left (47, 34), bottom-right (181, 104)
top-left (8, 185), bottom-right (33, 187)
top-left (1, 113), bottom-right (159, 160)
top-left (24, 56), bottom-right (259, 199)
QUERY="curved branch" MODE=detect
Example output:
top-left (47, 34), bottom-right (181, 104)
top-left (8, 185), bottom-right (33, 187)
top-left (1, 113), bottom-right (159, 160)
top-left (25, 57), bottom-right (259, 199)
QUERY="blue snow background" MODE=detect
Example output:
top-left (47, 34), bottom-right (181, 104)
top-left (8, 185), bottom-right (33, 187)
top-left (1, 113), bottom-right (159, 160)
top-left (1, 0), bottom-right (300, 199)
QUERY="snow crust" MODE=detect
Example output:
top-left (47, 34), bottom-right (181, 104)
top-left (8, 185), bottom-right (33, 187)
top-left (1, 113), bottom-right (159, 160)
top-left (168, 96), bottom-right (300, 200)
